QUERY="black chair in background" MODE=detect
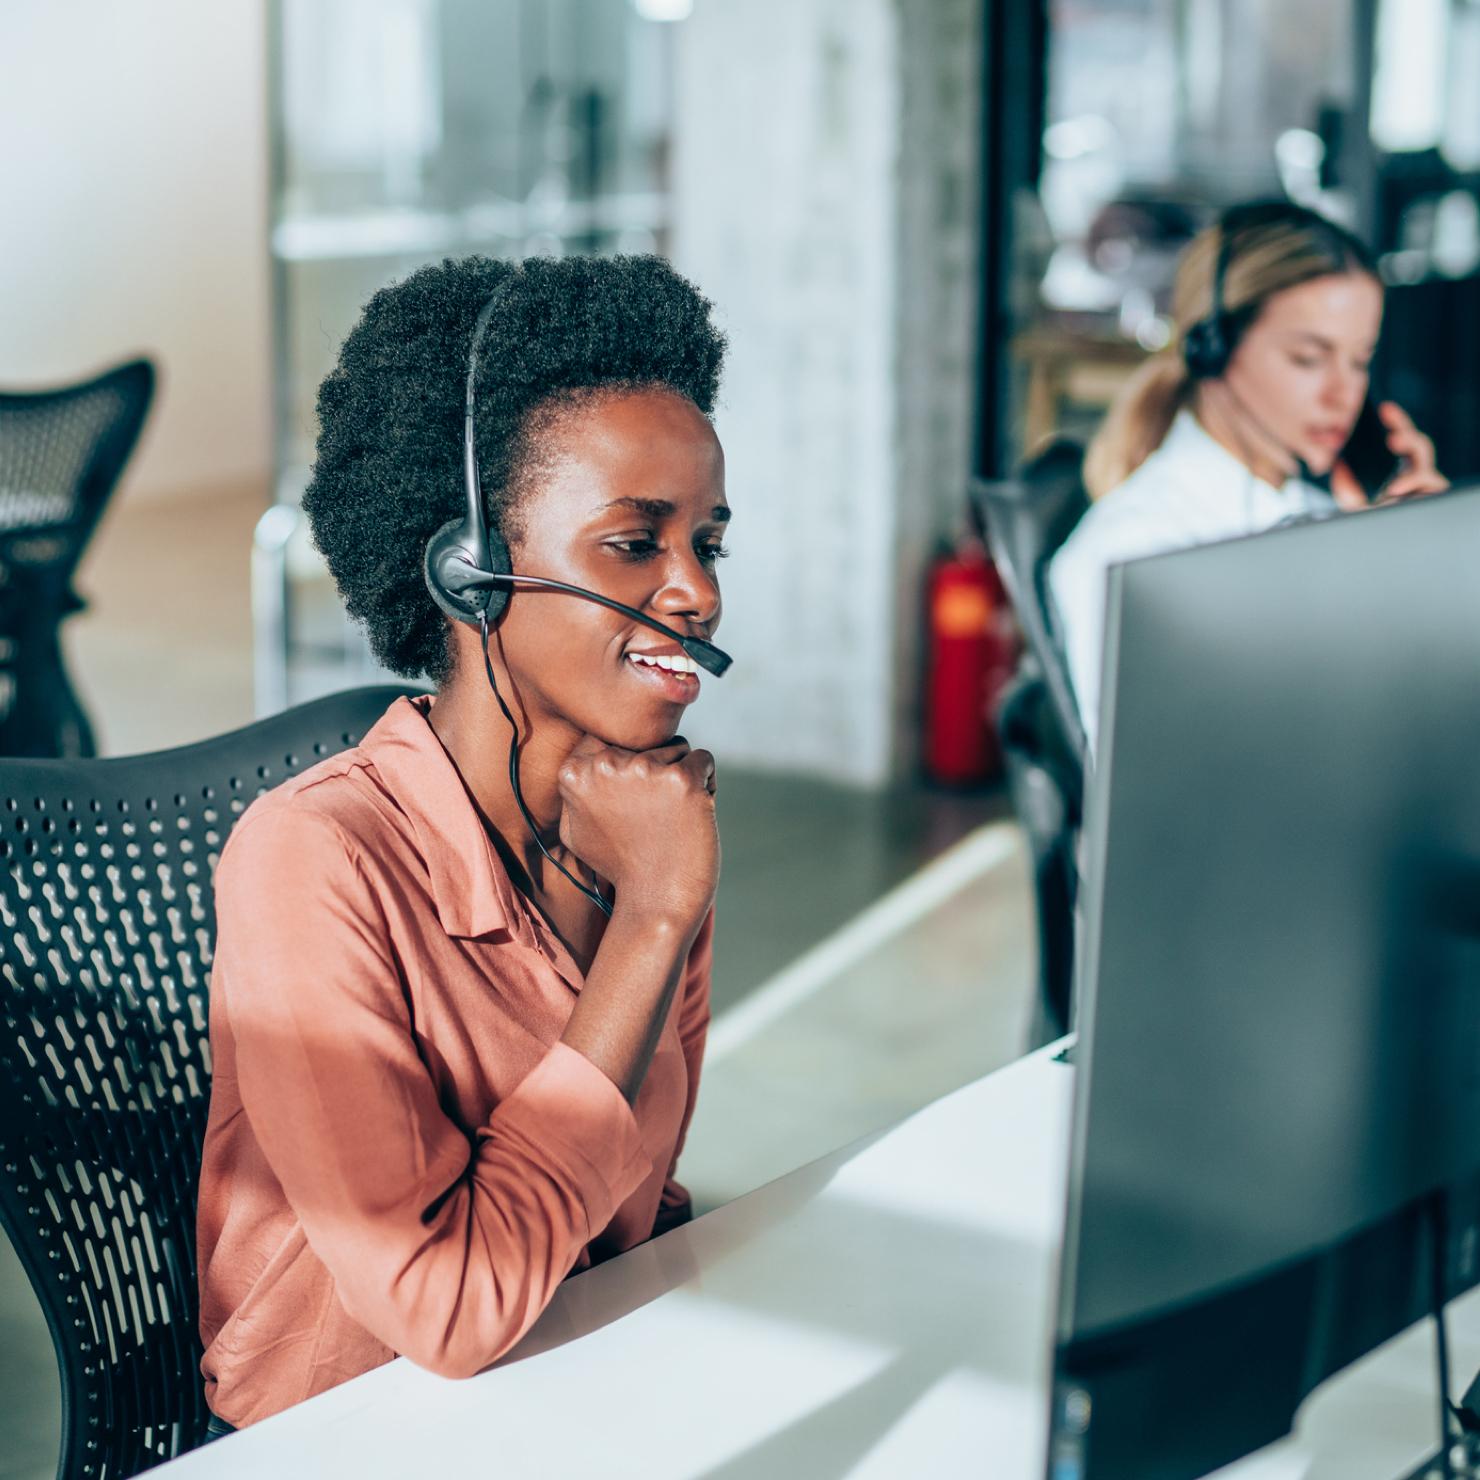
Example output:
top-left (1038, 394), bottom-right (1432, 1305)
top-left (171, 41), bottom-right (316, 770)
top-left (973, 440), bottom-right (1090, 1041)
top-left (0, 685), bottom-right (416, 1480)
top-left (0, 360), bottom-right (156, 759)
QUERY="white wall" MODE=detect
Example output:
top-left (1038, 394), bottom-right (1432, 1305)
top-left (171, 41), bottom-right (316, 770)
top-left (891, 0), bottom-right (983, 774)
top-left (670, 0), bottom-right (981, 786)
top-left (672, 0), bottom-right (903, 786)
top-left (0, 1), bottom-right (272, 504)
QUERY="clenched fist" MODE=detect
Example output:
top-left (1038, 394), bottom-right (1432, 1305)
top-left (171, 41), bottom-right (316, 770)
top-left (557, 735), bottom-right (719, 929)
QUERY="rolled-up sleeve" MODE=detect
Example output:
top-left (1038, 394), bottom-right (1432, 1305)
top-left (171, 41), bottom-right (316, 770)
top-left (214, 808), bottom-right (654, 1380)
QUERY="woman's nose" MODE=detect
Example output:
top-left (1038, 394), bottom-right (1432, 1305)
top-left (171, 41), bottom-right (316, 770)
top-left (652, 548), bottom-right (720, 625)
top-left (1325, 365), bottom-right (1366, 414)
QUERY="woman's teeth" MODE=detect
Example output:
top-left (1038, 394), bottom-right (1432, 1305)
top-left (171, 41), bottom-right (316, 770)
top-left (626, 652), bottom-right (699, 675)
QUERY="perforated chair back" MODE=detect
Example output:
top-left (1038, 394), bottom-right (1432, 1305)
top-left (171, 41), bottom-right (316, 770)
top-left (0, 360), bottom-right (156, 757)
top-left (0, 685), bottom-right (417, 1480)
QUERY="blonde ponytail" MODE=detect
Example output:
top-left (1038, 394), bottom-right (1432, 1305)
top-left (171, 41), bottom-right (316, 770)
top-left (1082, 353), bottom-right (1190, 501)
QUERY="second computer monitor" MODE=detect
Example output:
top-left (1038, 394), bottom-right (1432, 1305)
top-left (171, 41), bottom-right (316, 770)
top-left (1051, 486), bottom-right (1480, 1479)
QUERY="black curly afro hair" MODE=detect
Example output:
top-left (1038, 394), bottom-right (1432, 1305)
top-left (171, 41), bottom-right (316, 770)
top-left (302, 253), bottom-right (727, 683)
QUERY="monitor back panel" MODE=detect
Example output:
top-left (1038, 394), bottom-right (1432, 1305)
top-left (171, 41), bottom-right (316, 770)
top-left (1053, 488), bottom-right (1480, 1477)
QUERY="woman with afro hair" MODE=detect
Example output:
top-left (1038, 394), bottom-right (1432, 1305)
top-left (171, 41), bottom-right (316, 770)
top-left (195, 254), bottom-right (731, 1433)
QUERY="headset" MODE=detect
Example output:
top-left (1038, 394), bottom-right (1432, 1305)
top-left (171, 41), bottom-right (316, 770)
top-left (1181, 201), bottom-right (1323, 381)
top-left (1185, 203), bottom-right (1403, 510)
top-left (424, 288), bottom-right (733, 917)
top-left (1182, 199), bottom-right (1374, 383)
top-left (1181, 205), bottom-right (1245, 382)
top-left (1181, 200), bottom-right (1358, 509)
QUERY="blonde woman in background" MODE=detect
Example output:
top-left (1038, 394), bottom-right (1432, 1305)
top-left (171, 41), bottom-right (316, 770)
top-left (1049, 201), bottom-right (1448, 752)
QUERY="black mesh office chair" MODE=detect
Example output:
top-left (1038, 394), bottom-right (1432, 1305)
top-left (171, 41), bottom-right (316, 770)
top-left (0, 360), bottom-right (156, 758)
top-left (0, 685), bottom-right (417, 1480)
top-left (973, 441), bottom-right (1090, 1040)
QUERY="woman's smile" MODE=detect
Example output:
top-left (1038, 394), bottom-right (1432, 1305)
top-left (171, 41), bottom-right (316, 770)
top-left (623, 642), bottom-right (703, 704)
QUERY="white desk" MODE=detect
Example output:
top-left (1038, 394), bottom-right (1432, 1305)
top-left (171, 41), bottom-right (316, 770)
top-left (159, 1047), bottom-right (1480, 1479)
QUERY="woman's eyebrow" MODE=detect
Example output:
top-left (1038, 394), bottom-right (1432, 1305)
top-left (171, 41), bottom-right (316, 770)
top-left (601, 496), bottom-right (732, 522)
top-left (1285, 329), bottom-right (1376, 354)
top-left (1285, 330), bottom-right (1337, 349)
top-left (602, 496), bottom-right (676, 518)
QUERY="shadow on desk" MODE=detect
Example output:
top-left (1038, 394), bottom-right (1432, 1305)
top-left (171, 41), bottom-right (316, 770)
top-left (498, 1102), bottom-right (1055, 1479)
top-left (500, 1123), bottom-right (894, 1367)
top-left (694, 1352), bottom-right (935, 1480)
top-left (675, 1198), bottom-right (1048, 1477)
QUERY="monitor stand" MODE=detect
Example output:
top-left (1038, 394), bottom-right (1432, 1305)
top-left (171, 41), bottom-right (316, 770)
top-left (1399, 1435), bottom-right (1480, 1480)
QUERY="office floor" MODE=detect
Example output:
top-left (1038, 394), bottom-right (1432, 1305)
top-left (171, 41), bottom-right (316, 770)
top-left (1, 484), bottom-right (1036, 1480)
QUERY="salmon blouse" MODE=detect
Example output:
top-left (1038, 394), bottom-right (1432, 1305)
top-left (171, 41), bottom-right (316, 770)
top-left (196, 696), bottom-right (711, 1427)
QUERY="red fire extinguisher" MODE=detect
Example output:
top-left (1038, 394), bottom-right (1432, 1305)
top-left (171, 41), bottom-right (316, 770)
top-left (923, 536), bottom-right (1019, 785)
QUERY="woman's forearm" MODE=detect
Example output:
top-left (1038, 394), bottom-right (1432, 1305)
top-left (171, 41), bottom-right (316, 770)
top-left (561, 904), bottom-right (704, 1103)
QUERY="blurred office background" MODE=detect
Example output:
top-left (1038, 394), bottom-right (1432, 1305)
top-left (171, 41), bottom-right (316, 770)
top-left (987, 0), bottom-right (1480, 482)
top-left (7, 0), bottom-right (1478, 775)
top-left (1, 2), bottom-right (1478, 1475)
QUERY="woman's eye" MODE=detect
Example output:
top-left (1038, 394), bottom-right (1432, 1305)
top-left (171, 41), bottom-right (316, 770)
top-left (609, 537), bottom-right (659, 560)
top-left (607, 535), bottom-right (729, 564)
top-left (1290, 355), bottom-right (1321, 370)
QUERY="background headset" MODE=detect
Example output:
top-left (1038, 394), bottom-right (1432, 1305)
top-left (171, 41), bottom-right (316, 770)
top-left (1182, 199), bottom-right (1358, 380)
top-left (423, 287), bottom-right (733, 917)
top-left (1183, 201), bottom-right (1274, 381)
top-left (1180, 200), bottom-right (1344, 504)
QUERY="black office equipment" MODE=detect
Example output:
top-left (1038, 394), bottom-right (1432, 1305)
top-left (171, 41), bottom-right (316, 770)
top-left (1340, 395), bottom-right (1404, 501)
top-left (975, 440), bottom-right (1090, 1040)
top-left (1048, 486), bottom-right (1480, 1479)
top-left (0, 360), bottom-right (155, 757)
top-left (0, 685), bottom-right (416, 1480)
top-left (973, 440), bottom-right (1089, 768)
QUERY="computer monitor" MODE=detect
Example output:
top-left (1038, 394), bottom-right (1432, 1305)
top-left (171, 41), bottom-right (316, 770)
top-left (1048, 486), bottom-right (1480, 1480)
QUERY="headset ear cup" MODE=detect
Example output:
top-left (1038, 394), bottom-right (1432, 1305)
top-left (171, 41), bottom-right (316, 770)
top-left (481, 524), bottom-right (513, 622)
top-left (423, 517), bottom-right (513, 624)
top-left (1182, 317), bottom-right (1228, 381)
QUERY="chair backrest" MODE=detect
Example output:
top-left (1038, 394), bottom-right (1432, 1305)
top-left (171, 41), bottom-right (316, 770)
top-left (0, 360), bottom-right (155, 589)
top-left (0, 360), bottom-right (157, 759)
top-left (997, 663), bottom-right (1082, 1041)
top-left (972, 438), bottom-right (1091, 775)
top-left (0, 685), bottom-right (417, 1480)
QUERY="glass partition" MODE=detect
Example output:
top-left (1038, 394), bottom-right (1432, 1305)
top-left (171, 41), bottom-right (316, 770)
top-left (260, 0), bottom-right (678, 709)
top-left (1005, 0), bottom-right (1361, 465)
top-left (1000, 0), bottom-right (1480, 476)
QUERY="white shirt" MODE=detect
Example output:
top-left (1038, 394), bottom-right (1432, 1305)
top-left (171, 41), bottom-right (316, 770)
top-left (1048, 409), bottom-right (1336, 753)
